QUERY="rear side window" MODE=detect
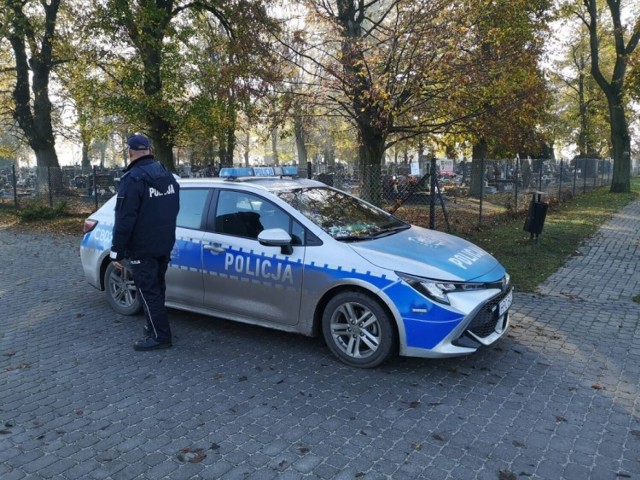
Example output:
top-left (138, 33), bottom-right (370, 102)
top-left (177, 188), bottom-right (210, 230)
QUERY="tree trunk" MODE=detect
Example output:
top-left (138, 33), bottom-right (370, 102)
top-left (244, 131), bottom-right (250, 167)
top-left (225, 125), bottom-right (236, 167)
top-left (294, 114), bottom-right (307, 165)
top-left (99, 144), bottom-right (106, 169)
top-left (578, 70), bottom-right (588, 158)
top-left (584, 0), bottom-right (637, 194)
top-left (324, 144), bottom-right (335, 168)
top-left (150, 128), bottom-right (176, 172)
top-left (608, 103), bottom-right (631, 193)
top-left (7, 0), bottom-right (61, 172)
top-left (205, 140), bottom-right (216, 167)
top-left (359, 129), bottom-right (386, 205)
top-left (216, 104), bottom-right (236, 168)
top-left (82, 142), bottom-right (90, 171)
top-left (217, 124), bottom-right (235, 168)
top-left (127, 2), bottom-right (176, 172)
top-left (469, 139), bottom-right (488, 198)
top-left (148, 113), bottom-right (176, 172)
top-left (271, 128), bottom-right (279, 165)
top-left (335, 0), bottom-right (390, 206)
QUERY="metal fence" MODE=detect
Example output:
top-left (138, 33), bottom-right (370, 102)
top-left (1, 157), bottom-right (613, 235)
top-left (0, 164), bottom-right (120, 214)
top-left (309, 157), bottom-right (613, 235)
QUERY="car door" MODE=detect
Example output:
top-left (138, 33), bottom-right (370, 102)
top-left (166, 187), bottom-right (210, 307)
top-left (201, 189), bottom-right (305, 326)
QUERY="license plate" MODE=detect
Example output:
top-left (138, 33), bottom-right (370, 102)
top-left (498, 289), bottom-right (513, 317)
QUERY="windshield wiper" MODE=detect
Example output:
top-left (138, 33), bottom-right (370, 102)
top-left (335, 225), bottom-right (410, 242)
top-left (369, 224), bottom-right (411, 238)
top-left (334, 234), bottom-right (370, 242)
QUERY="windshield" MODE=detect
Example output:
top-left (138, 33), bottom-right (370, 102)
top-left (277, 187), bottom-right (409, 241)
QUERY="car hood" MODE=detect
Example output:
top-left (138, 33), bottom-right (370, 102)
top-left (349, 225), bottom-right (504, 282)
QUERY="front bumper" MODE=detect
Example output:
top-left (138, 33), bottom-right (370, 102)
top-left (403, 288), bottom-right (513, 358)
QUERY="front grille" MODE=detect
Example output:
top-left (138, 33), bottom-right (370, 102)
top-left (466, 289), bottom-right (510, 338)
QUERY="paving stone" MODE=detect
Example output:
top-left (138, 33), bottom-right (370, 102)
top-left (1, 199), bottom-right (640, 479)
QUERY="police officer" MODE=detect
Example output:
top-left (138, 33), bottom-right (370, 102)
top-left (110, 134), bottom-right (180, 351)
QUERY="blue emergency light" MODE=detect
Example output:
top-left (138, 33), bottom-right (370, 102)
top-left (219, 167), bottom-right (253, 177)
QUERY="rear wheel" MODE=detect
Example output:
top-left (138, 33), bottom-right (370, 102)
top-left (322, 291), bottom-right (397, 368)
top-left (104, 262), bottom-right (142, 315)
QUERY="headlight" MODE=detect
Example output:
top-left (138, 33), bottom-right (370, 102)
top-left (397, 273), bottom-right (457, 305)
top-left (396, 272), bottom-right (509, 305)
top-left (422, 281), bottom-right (457, 304)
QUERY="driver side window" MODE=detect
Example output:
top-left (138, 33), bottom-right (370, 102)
top-left (212, 190), bottom-right (303, 244)
top-left (258, 197), bottom-right (304, 245)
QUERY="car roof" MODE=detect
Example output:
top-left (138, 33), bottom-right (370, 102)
top-left (178, 176), bottom-right (325, 193)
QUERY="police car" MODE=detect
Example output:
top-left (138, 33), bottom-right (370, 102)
top-left (80, 166), bottom-right (512, 368)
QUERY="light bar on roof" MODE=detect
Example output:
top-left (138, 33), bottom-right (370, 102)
top-left (253, 167), bottom-right (275, 176)
top-left (219, 167), bottom-right (254, 178)
top-left (219, 166), bottom-right (298, 178)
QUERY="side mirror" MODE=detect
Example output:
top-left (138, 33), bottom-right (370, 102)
top-left (258, 228), bottom-right (294, 255)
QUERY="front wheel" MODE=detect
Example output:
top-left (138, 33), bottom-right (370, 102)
top-left (104, 261), bottom-right (142, 316)
top-left (322, 291), bottom-right (397, 368)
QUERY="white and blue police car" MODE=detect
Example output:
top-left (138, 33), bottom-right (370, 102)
top-left (80, 166), bottom-right (512, 368)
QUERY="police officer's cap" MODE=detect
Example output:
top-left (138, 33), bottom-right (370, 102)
top-left (127, 134), bottom-right (152, 151)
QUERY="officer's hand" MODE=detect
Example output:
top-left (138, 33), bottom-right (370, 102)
top-left (113, 260), bottom-right (123, 270)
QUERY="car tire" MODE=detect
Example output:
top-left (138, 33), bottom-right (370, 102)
top-left (322, 291), bottom-right (397, 368)
top-left (104, 261), bottom-right (142, 316)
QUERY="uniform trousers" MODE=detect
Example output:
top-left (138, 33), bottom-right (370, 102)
top-left (130, 256), bottom-right (172, 343)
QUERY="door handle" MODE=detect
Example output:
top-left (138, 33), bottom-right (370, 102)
top-left (204, 243), bottom-right (225, 253)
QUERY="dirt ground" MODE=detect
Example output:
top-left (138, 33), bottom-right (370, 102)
top-left (0, 198), bottom-right (87, 236)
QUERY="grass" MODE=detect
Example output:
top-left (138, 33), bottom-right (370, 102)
top-left (17, 201), bottom-right (68, 221)
top-left (465, 178), bottom-right (640, 292)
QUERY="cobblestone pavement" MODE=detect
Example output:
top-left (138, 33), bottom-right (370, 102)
top-left (1, 200), bottom-right (639, 480)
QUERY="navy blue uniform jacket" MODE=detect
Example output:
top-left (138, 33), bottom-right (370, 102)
top-left (110, 156), bottom-right (180, 261)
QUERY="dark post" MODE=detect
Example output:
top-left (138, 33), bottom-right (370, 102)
top-left (307, 161), bottom-right (312, 179)
top-left (429, 156), bottom-right (436, 229)
top-left (48, 166), bottom-right (53, 207)
top-left (573, 160), bottom-right (577, 196)
top-left (12, 163), bottom-right (18, 210)
top-left (93, 166), bottom-right (98, 211)
top-left (478, 156), bottom-right (485, 227)
top-left (538, 160), bottom-right (543, 192)
top-left (514, 155), bottom-right (520, 212)
top-left (558, 160), bottom-right (563, 200)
